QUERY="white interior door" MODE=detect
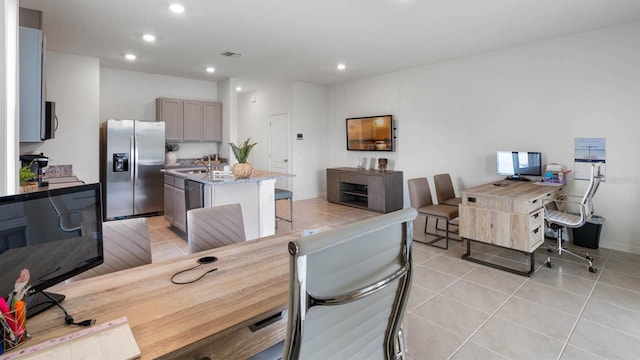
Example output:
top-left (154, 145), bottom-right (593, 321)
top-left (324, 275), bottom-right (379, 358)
top-left (269, 113), bottom-right (291, 190)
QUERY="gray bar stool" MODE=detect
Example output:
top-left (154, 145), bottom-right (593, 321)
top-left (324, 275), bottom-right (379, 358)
top-left (275, 188), bottom-right (293, 228)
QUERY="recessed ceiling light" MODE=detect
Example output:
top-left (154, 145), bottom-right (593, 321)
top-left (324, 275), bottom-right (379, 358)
top-left (206, 67), bottom-right (215, 73)
top-left (169, 3), bottom-right (185, 14)
top-left (236, 87), bottom-right (242, 92)
top-left (125, 54), bottom-right (136, 61)
top-left (337, 63), bottom-right (346, 71)
top-left (142, 34), bottom-right (156, 42)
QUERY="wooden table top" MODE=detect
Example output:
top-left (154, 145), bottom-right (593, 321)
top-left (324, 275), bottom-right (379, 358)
top-left (24, 232), bottom-right (301, 359)
top-left (461, 180), bottom-right (563, 200)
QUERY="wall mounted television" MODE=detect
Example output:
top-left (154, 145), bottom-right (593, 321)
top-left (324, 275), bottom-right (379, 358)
top-left (0, 183), bottom-right (104, 317)
top-left (496, 151), bottom-right (542, 181)
top-left (346, 115), bottom-right (394, 151)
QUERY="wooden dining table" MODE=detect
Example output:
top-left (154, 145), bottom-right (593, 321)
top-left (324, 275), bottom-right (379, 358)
top-left (24, 231), bottom-right (303, 359)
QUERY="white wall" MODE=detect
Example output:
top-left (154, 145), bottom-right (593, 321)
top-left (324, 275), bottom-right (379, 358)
top-left (328, 22), bottom-right (640, 253)
top-left (21, 51), bottom-right (100, 183)
top-left (217, 78), bottom-right (239, 160)
top-left (328, 72), bottom-right (402, 172)
top-left (100, 67), bottom-right (219, 159)
top-left (291, 82), bottom-right (329, 199)
top-left (1, 0), bottom-right (19, 195)
top-left (238, 83), bottom-right (292, 171)
top-left (238, 82), bottom-right (329, 200)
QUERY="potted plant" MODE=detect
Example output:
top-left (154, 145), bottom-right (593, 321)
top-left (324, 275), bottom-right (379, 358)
top-left (20, 164), bottom-right (38, 192)
top-left (229, 138), bottom-right (257, 178)
top-left (165, 143), bottom-right (180, 165)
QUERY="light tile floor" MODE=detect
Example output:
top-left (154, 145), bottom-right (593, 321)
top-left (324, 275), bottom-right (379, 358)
top-left (146, 198), bottom-right (640, 359)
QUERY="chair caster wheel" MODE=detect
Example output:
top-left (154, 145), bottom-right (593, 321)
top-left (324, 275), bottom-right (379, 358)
top-left (586, 255), bottom-right (594, 261)
top-left (589, 266), bottom-right (597, 273)
top-left (546, 261), bottom-right (554, 268)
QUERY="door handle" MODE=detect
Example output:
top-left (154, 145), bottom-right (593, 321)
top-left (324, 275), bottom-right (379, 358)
top-left (284, 159), bottom-right (288, 163)
top-left (130, 136), bottom-right (135, 185)
top-left (134, 136), bottom-right (139, 185)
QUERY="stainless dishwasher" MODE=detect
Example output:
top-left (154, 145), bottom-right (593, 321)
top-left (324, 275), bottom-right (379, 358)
top-left (184, 179), bottom-right (204, 212)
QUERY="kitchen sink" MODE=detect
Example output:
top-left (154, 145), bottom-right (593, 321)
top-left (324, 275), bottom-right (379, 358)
top-left (176, 169), bottom-right (209, 175)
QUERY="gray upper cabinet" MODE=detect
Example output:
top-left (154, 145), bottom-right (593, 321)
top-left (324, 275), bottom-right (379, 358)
top-left (19, 26), bottom-right (45, 142)
top-left (203, 102), bottom-right (222, 142)
top-left (182, 100), bottom-right (202, 141)
top-left (157, 98), bottom-right (183, 142)
top-left (157, 98), bottom-right (222, 142)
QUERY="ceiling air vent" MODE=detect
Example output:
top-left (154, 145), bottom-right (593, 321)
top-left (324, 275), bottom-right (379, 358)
top-left (220, 51), bottom-right (242, 58)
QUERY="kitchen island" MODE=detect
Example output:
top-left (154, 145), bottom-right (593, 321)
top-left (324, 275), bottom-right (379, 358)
top-left (163, 168), bottom-right (294, 239)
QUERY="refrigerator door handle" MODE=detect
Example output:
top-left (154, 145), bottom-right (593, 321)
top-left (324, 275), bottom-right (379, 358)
top-left (130, 135), bottom-right (135, 185)
top-left (134, 135), bottom-right (140, 185)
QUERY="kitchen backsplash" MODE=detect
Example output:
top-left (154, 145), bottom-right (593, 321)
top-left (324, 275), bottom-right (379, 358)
top-left (168, 142), bottom-right (220, 159)
top-left (165, 158), bottom-right (228, 168)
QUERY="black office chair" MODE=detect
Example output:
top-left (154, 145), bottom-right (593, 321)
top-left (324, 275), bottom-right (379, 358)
top-left (543, 164), bottom-right (603, 273)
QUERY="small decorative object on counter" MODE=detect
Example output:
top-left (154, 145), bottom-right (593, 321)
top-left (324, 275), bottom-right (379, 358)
top-left (543, 163), bottom-right (571, 184)
top-left (19, 163), bottom-right (38, 193)
top-left (1, 269), bottom-right (31, 354)
top-left (357, 157), bottom-right (367, 170)
top-left (229, 138), bottom-right (257, 179)
top-left (378, 158), bottom-right (388, 172)
top-left (165, 143), bottom-right (180, 165)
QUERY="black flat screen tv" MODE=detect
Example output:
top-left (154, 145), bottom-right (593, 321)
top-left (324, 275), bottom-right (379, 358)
top-left (346, 115), bottom-right (394, 151)
top-left (0, 183), bottom-right (104, 317)
top-left (496, 151), bottom-right (542, 181)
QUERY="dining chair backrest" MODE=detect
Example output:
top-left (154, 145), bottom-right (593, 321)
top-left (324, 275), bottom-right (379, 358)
top-left (408, 177), bottom-right (434, 209)
top-left (71, 217), bottom-right (151, 281)
top-left (433, 173), bottom-right (456, 205)
top-left (187, 203), bottom-right (246, 253)
top-left (283, 207), bottom-right (417, 360)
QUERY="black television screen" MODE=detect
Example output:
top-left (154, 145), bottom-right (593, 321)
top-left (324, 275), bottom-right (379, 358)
top-left (497, 151), bottom-right (542, 179)
top-left (346, 115), bottom-right (394, 151)
top-left (0, 183), bottom-right (103, 315)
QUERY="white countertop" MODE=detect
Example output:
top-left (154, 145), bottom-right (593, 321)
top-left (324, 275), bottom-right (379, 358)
top-left (163, 168), bottom-right (294, 185)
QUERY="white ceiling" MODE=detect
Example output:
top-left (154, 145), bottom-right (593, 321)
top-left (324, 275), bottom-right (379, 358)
top-left (19, 0), bottom-right (640, 92)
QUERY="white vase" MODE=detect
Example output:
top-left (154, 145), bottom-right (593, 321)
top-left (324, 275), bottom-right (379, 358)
top-left (165, 152), bottom-right (178, 165)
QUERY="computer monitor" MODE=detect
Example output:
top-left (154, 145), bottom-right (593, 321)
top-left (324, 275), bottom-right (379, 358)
top-left (0, 183), bottom-right (104, 317)
top-left (496, 151), bottom-right (542, 181)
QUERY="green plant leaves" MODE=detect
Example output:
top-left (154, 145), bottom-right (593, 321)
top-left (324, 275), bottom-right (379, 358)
top-left (229, 138), bottom-right (257, 163)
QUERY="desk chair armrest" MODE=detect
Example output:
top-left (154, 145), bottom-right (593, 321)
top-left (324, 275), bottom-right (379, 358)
top-left (563, 194), bottom-right (585, 199)
top-left (543, 199), bottom-right (588, 217)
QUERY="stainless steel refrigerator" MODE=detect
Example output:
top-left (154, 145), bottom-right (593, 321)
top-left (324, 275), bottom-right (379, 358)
top-left (101, 119), bottom-right (165, 220)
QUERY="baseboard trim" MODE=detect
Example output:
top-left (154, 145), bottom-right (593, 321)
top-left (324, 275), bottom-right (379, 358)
top-left (601, 239), bottom-right (640, 255)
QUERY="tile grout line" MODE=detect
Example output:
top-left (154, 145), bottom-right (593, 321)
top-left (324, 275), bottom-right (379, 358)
top-left (556, 247), bottom-right (610, 359)
top-left (446, 266), bottom-right (534, 360)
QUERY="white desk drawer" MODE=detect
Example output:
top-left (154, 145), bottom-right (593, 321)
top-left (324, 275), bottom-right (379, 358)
top-left (529, 209), bottom-right (544, 231)
top-left (529, 225), bottom-right (544, 249)
top-left (463, 194), bottom-right (512, 212)
top-left (512, 197), bottom-right (543, 214)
